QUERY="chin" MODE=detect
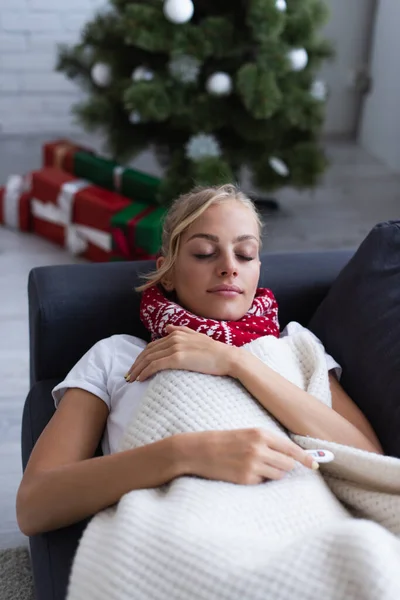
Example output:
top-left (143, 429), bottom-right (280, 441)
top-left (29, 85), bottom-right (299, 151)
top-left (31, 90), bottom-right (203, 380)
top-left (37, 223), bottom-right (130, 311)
top-left (182, 293), bottom-right (249, 321)
top-left (209, 312), bottom-right (243, 321)
top-left (202, 303), bottom-right (247, 322)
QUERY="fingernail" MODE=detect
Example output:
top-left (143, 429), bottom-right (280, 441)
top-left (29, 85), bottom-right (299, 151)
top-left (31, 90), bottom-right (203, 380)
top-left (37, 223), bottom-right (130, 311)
top-left (124, 375), bottom-right (131, 382)
top-left (124, 372), bottom-right (130, 379)
top-left (311, 461), bottom-right (319, 470)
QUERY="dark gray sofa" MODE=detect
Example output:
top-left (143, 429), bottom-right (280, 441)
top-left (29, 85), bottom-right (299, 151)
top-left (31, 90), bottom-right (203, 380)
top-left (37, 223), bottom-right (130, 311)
top-left (21, 249), bottom-right (356, 600)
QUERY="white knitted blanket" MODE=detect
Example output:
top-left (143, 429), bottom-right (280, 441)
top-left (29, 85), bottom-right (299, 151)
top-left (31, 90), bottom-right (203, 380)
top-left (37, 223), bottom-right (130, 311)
top-left (67, 326), bottom-right (400, 600)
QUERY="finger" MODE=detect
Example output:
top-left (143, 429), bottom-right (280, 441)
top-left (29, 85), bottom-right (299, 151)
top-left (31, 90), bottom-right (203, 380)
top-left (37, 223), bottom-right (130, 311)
top-left (263, 448), bottom-right (296, 472)
top-left (259, 464), bottom-right (286, 481)
top-left (129, 349), bottom-right (176, 382)
top-left (125, 337), bottom-right (175, 379)
top-left (166, 325), bottom-right (194, 334)
top-left (136, 356), bottom-right (173, 381)
top-left (265, 434), bottom-right (317, 470)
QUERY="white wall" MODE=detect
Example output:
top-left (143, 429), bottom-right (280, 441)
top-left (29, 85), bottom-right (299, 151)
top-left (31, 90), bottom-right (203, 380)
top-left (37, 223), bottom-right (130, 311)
top-left (320, 0), bottom-right (376, 137)
top-left (0, 0), bottom-right (105, 135)
top-left (0, 0), bottom-right (374, 137)
top-left (360, 0), bottom-right (400, 173)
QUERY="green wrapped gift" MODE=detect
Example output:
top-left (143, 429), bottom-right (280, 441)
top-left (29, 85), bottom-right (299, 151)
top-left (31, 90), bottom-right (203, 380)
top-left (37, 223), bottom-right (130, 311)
top-left (110, 202), bottom-right (167, 258)
top-left (73, 151), bottom-right (161, 205)
top-left (120, 168), bottom-right (161, 205)
top-left (74, 152), bottom-right (117, 192)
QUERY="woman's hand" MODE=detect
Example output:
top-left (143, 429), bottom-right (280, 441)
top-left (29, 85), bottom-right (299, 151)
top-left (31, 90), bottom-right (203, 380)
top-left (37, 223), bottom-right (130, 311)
top-left (176, 427), bottom-right (319, 485)
top-left (125, 325), bottom-right (240, 382)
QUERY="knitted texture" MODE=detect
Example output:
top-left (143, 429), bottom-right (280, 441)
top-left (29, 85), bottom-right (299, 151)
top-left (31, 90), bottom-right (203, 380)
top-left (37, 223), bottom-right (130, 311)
top-left (67, 327), bottom-right (400, 600)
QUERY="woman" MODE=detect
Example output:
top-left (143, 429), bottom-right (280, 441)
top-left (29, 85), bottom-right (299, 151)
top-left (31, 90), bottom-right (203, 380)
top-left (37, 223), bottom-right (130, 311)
top-left (16, 184), bottom-right (382, 537)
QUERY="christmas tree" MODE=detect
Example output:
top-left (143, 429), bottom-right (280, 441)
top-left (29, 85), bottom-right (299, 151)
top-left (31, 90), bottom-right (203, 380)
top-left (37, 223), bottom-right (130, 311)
top-left (57, 0), bottom-right (333, 204)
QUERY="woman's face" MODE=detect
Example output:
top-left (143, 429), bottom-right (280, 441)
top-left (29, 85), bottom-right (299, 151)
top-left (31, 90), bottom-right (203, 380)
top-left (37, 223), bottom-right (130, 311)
top-left (159, 200), bottom-right (261, 321)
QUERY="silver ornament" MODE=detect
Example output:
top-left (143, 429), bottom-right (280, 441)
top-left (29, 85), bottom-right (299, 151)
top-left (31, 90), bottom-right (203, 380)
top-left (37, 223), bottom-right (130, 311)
top-left (91, 62), bottom-right (112, 87)
top-left (132, 66), bottom-right (154, 82)
top-left (163, 0), bottom-right (194, 24)
top-left (186, 133), bottom-right (221, 161)
top-left (311, 80), bottom-right (328, 101)
top-left (269, 157), bottom-right (289, 177)
top-left (169, 55), bottom-right (200, 83)
top-left (206, 72), bottom-right (233, 96)
top-left (129, 111), bottom-right (141, 124)
top-left (276, 0), bottom-right (287, 11)
top-left (287, 48), bottom-right (308, 71)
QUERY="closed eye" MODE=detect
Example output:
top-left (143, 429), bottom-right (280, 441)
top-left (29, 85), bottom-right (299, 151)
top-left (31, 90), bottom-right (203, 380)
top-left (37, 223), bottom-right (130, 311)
top-left (194, 254), bottom-right (254, 261)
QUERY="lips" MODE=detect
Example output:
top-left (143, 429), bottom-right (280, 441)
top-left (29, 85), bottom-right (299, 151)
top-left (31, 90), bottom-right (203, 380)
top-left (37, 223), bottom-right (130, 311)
top-left (207, 285), bottom-right (243, 294)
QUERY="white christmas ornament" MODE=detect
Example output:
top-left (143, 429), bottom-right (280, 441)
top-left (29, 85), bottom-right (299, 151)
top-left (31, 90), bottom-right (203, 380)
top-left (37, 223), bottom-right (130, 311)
top-left (287, 48), bottom-right (308, 71)
top-left (169, 55), bottom-right (200, 83)
top-left (91, 62), bottom-right (112, 87)
top-left (269, 157), bottom-right (289, 177)
top-left (206, 72), bottom-right (232, 96)
top-left (311, 80), bottom-right (328, 101)
top-left (129, 111), bottom-right (141, 124)
top-left (81, 45), bottom-right (94, 61)
top-left (132, 66), bottom-right (154, 82)
top-left (186, 133), bottom-right (221, 161)
top-left (276, 0), bottom-right (287, 11)
top-left (163, 0), bottom-right (194, 24)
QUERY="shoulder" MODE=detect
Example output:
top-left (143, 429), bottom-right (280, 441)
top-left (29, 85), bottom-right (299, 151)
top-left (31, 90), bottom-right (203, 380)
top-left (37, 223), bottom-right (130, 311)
top-left (109, 334), bottom-right (148, 351)
top-left (74, 334), bottom-right (147, 370)
top-left (107, 334), bottom-right (148, 361)
top-left (280, 321), bottom-right (327, 350)
top-left (91, 334), bottom-right (148, 354)
top-left (279, 321), bottom-right (308, 338)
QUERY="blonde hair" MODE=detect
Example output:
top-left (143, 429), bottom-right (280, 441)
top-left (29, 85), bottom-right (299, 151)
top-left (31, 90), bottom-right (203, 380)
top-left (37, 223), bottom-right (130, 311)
top-left (135, 184), bottom-right (263, 292)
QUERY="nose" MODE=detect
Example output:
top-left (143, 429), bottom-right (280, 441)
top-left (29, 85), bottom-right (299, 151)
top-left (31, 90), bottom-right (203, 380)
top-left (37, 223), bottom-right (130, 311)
top-left (217, 253), bottom-right (238, 278)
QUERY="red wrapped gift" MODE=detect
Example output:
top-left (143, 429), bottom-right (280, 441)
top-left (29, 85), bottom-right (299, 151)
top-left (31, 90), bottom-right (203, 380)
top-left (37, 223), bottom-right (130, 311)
top-left (0, 175), bottom-right (32, 231)
top-left (30, 168), bottom-right (131, 262)
top-left (43, 139), bottom-right (92, 174)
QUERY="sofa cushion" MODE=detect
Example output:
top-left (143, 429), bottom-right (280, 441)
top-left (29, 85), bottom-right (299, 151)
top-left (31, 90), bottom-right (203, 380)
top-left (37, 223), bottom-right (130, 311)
top-left (308, 221), bottom-right (400, 457)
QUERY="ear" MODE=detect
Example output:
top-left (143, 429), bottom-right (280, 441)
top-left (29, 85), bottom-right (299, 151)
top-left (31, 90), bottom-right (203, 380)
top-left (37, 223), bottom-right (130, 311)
top-left (156, 256), bottom-right (174, 292)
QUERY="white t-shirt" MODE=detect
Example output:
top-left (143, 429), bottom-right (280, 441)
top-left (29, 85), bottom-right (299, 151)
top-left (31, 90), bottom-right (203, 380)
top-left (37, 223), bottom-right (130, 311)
top-left (52, 322), bottom-right (342, 456)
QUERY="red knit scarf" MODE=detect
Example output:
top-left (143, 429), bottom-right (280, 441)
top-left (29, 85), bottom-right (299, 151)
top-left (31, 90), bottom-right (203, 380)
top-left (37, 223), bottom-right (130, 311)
top-left (140, 285), bottom-right (280, 347)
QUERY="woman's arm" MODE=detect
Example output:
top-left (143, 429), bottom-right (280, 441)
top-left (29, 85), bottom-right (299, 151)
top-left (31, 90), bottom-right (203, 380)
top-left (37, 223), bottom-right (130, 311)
top-left (230, 351), bottom-right (383, 454)
top-left (16, 388), bottom-right (184, 536)
top-left (124, 325), bottom-right (382, 454)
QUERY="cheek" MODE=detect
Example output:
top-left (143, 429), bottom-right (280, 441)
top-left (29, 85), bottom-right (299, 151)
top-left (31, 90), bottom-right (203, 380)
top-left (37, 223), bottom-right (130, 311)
top-left (247, 261), bottom-right (261, 287)
top-left (174, 260), bottom-right (204, 293)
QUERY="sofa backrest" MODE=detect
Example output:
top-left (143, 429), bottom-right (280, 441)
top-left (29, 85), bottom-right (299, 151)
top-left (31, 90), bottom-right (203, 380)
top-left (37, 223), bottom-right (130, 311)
top-left (28, 249), bottom-right (355, 387)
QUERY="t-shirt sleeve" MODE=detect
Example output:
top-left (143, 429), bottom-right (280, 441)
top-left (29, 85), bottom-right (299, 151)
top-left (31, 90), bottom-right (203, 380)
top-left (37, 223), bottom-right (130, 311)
top-left (280, 321), bottom-right (342, 381)
top-left (52, 338), bottom-right (114, 410)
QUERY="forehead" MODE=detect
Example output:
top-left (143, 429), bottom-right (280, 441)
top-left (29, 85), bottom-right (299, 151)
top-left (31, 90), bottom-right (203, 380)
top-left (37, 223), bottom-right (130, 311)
top-left (187, 201), bottom-right (259, 235)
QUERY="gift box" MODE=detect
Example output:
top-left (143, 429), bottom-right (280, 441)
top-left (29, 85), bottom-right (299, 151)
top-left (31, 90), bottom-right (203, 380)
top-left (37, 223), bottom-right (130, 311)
top-left (30, 168), bottom-right (132, 262)
top-left (110, 202), bottom-right (167, 259)
top-left (42, 139), bottom-right (162, 205)
top-left (74, 151), bottom-right (162, 205)
top-left (0, 175), bottom-right (32, 231)
top-left (43, 139), bottom-right (92, 173)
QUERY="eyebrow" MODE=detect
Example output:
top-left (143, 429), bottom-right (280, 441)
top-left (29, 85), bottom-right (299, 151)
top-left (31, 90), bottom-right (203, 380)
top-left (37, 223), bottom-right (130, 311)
top-left (186, 233), bottom-right (259, 243)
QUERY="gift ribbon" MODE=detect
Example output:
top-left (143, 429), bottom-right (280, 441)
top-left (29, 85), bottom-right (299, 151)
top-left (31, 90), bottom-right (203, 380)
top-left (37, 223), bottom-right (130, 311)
top-left (113, 166), bottom-right (124, 192)
top-left (111, 228), bottom-right (131, 258)
top-left (3, 174), bottom-right (30, 229)
top-left (31, 198), bottom-right (111, 255)
top-left (112, 205), bottom-right (155, 258)
top-left (57, 179), bottom-right (89, 221)
top-left (53, 143), bottom-right (76, 169)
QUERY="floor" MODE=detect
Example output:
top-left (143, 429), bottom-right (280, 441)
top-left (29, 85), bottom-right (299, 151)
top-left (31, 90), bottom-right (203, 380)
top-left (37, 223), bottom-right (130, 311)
top-left (0, 134), bottom-right (399, 550)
